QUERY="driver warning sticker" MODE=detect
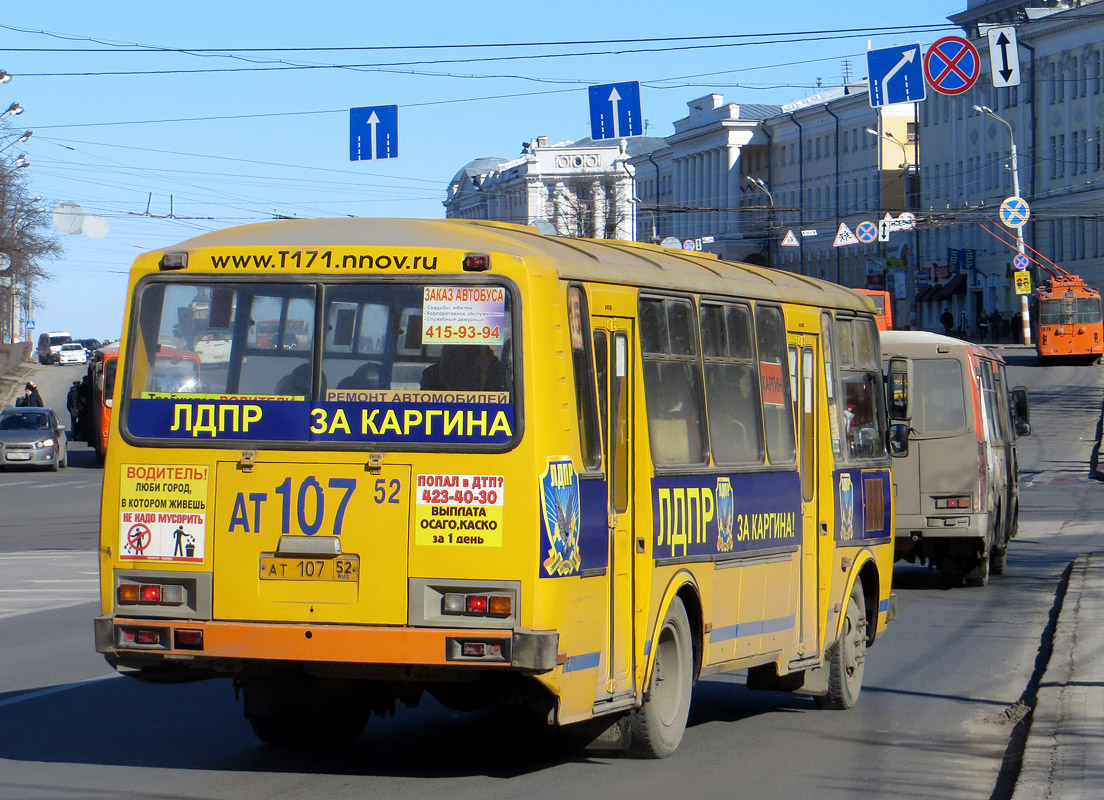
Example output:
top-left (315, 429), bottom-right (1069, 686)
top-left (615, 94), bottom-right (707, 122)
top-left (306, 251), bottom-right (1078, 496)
top-left (414, 473), bottom-right (504, 547)
top-left (421, 286), bottom-right (506, 345)
top-left (119, 464), bottom-right (209, 562)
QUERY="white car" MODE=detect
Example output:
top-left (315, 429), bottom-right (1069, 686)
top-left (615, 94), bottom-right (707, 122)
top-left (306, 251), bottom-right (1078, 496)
top-left (57, 343), bottom-right (88, 365)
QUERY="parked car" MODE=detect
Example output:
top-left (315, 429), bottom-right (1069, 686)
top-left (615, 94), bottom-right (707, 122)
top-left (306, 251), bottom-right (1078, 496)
top-left (57, 342), bottom-right (89, 365)
top-left (77, 338), bottom-right (103, 357)
top-left (0, 407), bottom-right (68, 471)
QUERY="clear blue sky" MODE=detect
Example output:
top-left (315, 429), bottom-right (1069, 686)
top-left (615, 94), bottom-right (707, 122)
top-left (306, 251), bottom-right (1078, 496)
top-left (1, 0), bottom-right (963, 340)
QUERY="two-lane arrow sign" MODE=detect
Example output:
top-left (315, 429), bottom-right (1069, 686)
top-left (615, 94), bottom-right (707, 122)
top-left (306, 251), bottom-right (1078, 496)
top-left (987, 26), bottom-right (1021, 88)
top-left (350, 105), bottom-right (399, 161)
top-left (588, 81), bottom-right (643, 140)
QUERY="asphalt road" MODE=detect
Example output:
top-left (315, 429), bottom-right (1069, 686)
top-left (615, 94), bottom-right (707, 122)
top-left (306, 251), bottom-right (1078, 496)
top-left (0, 353), bottom-right (1100, 799)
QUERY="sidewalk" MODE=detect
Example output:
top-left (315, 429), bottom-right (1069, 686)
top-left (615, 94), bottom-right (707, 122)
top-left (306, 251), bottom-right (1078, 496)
top-left (1012, 552), bottom-right (1104, 799)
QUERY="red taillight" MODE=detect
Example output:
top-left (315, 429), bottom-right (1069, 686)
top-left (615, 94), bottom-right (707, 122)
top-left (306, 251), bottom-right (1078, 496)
top-left (466, 595), bottom-right (489, 614)
top-left (174, 629), bottom-right (203, 649)
top-left (139, 585), bottom-right (162, 603)
top-left (134, 629), bottom-right (160, 645)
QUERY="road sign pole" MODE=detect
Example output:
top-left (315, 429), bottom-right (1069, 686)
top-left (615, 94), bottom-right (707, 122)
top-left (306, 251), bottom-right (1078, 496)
top-left (1008, 135), bottom-right (1032, 344)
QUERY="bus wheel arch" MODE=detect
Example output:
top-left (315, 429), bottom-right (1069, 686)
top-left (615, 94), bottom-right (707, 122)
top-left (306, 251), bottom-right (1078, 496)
top-left (628, 593), bottom-right (695, 758)
top-left (816, 577), bottom-right (868, 710)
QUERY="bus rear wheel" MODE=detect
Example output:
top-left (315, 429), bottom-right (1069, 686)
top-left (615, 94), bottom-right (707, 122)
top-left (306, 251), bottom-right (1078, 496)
top-left (628, 597), bottom-right (693, 758)
top-left (816, 581), bottom-right (867, 710)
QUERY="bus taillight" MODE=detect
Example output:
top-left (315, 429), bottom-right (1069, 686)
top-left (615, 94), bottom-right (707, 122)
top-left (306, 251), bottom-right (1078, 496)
top-left (442, 592), bottom-right (512, 618)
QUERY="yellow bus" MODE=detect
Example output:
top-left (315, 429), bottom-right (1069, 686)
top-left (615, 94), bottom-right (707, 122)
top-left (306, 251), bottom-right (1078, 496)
top-left (94, 218), bottom-right (898, 757)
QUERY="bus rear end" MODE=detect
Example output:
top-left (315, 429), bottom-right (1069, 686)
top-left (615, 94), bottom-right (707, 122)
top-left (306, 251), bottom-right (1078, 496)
top-left (1035, 277), bottom-right (1103, 363)
top-left (94, 225), bottom-right (570, 745)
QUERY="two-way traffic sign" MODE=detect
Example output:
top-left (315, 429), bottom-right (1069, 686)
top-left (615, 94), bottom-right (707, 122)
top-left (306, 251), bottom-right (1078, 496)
top-left (349, 105), bottom-right (399, 161)
top-left (987, 26), bottom-right (1021, 88)
top-left (867, 43), bottom-right (926, 107)
top-left (588, 81), bottom-right (643, 140)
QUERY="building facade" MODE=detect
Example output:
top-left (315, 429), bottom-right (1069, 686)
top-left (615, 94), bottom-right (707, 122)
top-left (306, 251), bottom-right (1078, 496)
top-left (443, 136), bottom-right (665, 241)
top-left (917, 0), bottom-right (1104, 337)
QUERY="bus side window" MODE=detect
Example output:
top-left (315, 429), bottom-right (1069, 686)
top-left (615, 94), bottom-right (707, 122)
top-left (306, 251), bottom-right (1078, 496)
top-left (568, 285), bottom-right (601, 470)
top-left (821, 312), bottom-right (843, 458)
top-left (640, 297), bottom-right (707, 466)
top-left (754, 305), bottom-right (796, 465)
top-left (836, 317), bottom-right (886, 460)
top-left (701, 302), bottom-right (764, 465)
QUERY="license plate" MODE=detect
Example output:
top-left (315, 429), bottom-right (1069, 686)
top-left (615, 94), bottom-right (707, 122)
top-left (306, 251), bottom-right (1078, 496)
top-left (5, 453), bottom-right (31, 461)
top-left (259, 555), bottom-right (360, 582)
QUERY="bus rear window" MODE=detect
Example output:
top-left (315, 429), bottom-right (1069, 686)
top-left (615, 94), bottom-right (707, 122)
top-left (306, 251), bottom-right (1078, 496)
top-left (125, 280), bottom-right (516, 448)
top-left (912, 359), bottom-right (966, 433)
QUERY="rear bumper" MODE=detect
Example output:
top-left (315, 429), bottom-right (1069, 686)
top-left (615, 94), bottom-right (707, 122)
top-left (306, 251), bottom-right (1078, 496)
top-left (894, 512), bottom-right (986, 541)
top-left (95, 616), bottom-right (559, 675)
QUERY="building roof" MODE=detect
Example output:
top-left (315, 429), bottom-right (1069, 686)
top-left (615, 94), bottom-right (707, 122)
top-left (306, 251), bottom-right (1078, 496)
top-left (449, 157), bottom-right (510, 188)
top-left (569, 136), bottom-right (668, 157)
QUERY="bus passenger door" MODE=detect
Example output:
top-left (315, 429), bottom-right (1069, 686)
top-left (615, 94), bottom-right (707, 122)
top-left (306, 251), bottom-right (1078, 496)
top-left (592, 318), bottom-right (635, 699)
top-left (789, 337), bottom-right (820, 659)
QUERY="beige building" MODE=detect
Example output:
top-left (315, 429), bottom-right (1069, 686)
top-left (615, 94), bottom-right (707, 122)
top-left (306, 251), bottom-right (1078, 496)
top-left (918, 0), bottom-right (1104, 336)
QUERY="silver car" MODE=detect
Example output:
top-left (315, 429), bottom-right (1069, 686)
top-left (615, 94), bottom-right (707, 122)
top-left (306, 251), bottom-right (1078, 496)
top-left (0, 408), bottom-right (68, 471)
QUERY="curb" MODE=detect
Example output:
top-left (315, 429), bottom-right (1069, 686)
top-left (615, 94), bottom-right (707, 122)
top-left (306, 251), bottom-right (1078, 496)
top-left (1011, 553), bottom-right (1104, 799)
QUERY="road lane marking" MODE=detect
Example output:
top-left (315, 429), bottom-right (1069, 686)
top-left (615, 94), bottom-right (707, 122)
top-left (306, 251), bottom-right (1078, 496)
top-left (0, 673), bottom-right (120, 709)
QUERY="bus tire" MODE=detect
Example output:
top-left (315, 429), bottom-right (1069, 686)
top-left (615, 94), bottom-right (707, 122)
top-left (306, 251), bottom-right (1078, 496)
top-left (628, 597), bottom-right (693, 758)
top-left (816, 580), bottom-right (867, 710)
top-left (964, 552), bottom-right (991, 587)
top-left (990, 547), bottom-right (1008, 576)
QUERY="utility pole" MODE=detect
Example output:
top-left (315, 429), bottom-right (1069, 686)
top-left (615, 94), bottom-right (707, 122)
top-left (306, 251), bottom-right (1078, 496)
top-left (975, 105), bottom-right (1032, 345)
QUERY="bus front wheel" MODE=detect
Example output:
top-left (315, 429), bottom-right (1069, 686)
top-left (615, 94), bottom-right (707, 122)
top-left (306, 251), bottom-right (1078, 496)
top-left (816, 581), bottom-right (867, 710)
top-left (628, 597), bottom-right (693, 758)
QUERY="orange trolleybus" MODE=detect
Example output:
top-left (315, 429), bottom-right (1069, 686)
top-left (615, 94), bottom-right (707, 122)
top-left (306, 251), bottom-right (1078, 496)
top-left (1033, 272), bottom-right (1103, 363)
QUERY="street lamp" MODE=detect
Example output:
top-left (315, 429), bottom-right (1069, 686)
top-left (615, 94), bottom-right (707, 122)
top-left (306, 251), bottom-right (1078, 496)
top-left (973, 103), bottom-right (1031, 345)
top-left (0, 130), bottom-right (32, 155)
top-left (1, 102), bottom-right (24, 121)
top-left (0, 70), bottom-right (11, 84)
top-left (2, 154), bottom-right (28, 173)
top-left (746, 175), bottom-right (775, 268)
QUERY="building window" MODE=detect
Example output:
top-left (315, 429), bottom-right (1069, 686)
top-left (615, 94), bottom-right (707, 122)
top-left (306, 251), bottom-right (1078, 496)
top-left (1095, 50), bottom-right (1103, 95)
top-left (1058, 134), bottom-right (1066, 178)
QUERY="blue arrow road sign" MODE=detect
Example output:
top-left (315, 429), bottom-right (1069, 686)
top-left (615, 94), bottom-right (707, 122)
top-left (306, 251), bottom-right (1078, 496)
top-left (350, 105), bottom-right (399, 161)
top-left (589, 81), bottom-right (642, 140)
top-left (867, 43), bottom-right (925, 107)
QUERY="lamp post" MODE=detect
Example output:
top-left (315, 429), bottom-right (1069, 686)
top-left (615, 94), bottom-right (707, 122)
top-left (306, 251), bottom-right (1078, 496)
top-left (974, 104), bottom-right (1031, 345)
top-left (745, 175), bottom-right (774, 267)
top-left (1, 102), bottom-right (24, 121)
top-left (0, 131), bottom-right (32, 155)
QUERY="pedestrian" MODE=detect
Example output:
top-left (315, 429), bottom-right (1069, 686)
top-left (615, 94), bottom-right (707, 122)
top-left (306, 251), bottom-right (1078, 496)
top-left (16, 381), bottom-right (44, 407)
top-left (977, 309), bottom-right (990, 343)
top-left (66, 380), bottom-right (81, 436)
top-left (1011, 311), bottom-right (1023, 343)
top-left (940, 307), bottom-right (954, 335)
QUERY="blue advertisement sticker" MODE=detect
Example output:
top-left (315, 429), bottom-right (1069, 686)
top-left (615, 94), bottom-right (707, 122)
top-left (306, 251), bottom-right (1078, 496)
top-left (652, 471), bottom-right (802, 560)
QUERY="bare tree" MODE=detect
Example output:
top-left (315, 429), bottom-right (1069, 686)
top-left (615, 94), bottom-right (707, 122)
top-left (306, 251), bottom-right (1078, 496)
top-left (0, 152), bottom-right (61, 343)
top-left (553, 175), bottom-right (632, 240)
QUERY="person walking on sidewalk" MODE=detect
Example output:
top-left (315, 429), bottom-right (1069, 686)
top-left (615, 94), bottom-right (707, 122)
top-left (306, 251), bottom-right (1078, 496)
top-left (15, 381), bottom-right (43, 407)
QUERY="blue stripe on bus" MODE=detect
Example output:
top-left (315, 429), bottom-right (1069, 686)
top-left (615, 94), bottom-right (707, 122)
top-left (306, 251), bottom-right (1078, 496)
top-left (562, 651), bottom-right (601, 673)
top-left (879, 598), bottom-right (890, 613)
top-left (710, 615), bottom-right (795, 643)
